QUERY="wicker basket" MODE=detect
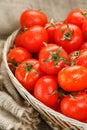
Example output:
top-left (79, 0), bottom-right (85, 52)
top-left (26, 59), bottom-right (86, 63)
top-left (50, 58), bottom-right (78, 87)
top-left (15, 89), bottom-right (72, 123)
top-left (3, 29), bottom-right (87, 130)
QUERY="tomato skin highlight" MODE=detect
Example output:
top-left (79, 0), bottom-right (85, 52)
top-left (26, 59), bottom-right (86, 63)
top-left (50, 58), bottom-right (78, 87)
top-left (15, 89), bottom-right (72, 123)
top-left (20, 9), bottom-right (48, 28)
top-left (58, 65), bottom-right (87, 92)
top-left (80, 42), bottom-right (87, 50)
top-left (60, 92), bottom-right (87, 121)
top-left (34, 75), bottom-right (59, 108)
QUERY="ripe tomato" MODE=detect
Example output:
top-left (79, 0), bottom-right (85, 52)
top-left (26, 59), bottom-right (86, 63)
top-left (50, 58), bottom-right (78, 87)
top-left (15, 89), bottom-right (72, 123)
top-left (45, 20), bottom-right (62, 43)
top-left (80, 42), bottom-right (87, 50)
top-left (7, 47), bottom-right (32, 72)
top-left (82, 20), bottom-right (87, 40)
top-left (15, 59), bottom-right (44, 93)
top-left (58, 65), bottom-right (87, 92)
top-left (60, 92), bottom-right (87, 121)
top-left (64, 9), bottom-right (87, 28)
top-left (69, 49), bottom-right (87, 68)
top-left (20, 25), bottom-right (48, 52)
top-left (34, 75), bottom-right (59, 108)
top-left (14, 33), bottom-right (23, 47)
top-left (20, 9), bottom-right (48, 28)
top-left (55, 24), bottom-right (83, 53)
top-left (39, 44), bottom-right (69, 75)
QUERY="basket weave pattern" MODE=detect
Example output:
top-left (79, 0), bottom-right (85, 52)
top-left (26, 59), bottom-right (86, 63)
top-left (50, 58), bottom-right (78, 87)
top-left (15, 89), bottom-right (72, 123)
top-left (3, 30), bottom-right (87, 130)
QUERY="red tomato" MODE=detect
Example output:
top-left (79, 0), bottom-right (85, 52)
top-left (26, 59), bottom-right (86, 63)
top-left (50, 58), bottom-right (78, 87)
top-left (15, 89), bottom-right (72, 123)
top-left (82, 20), bottom-right (87, 40)
top-left (34, 75), bottom-right (59, 108)
top-left (45, 20), bottom-right (62, 43)
top-left (20, 9), bottom-right (48, 28)
top-left (14, 33), bottom-right (22, 47)
top-left (60, 92), bottom-right (87, 121)
top-left (39, 44), bottom-right (69, 75)
top-left (15, 59), bottom-right (44, 93)
top-left (55, 24), bottom-right (83, 53)
top-left (20, 25), bottom-right (48, 52)
top-left (80, 42), bottom-right (87, 50)
top-left (7, 47), bottom-right (32, 72)
top-left (69, 49), bottom-right (87, 68)
top-left (58, 65), bottom-right (87, 92)
top-left (64, 9), bottom-right (87, 28)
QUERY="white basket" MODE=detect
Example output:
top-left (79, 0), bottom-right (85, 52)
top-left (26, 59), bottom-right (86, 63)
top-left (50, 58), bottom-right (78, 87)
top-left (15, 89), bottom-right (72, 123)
top-left (3, 29), bottom-right (87, 130)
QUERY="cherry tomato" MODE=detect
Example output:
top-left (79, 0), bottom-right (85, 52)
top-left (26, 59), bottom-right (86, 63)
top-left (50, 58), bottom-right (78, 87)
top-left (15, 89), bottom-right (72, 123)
top-left (58, 65), bottom-right (87, 92)
top-left (64, 9), bottom-right (87, 28)
top-left (7, 47), bottom-right (32, 72)
top-left (14, 33), bottom-right (23, 47)
top-left (34, 75), bottom-right (59, 108)
top-left (45, 20), bottom-right (62, 43)
top-left (20, 9), bottom-right (48, 28)
top-left (55, 24), bottom-right (83, 53)
top-left (82, 20), bottom-right (87, 40)
top-left (60, 92), bottom-right (87, 121)
top-left (69, 49), bottom-right (87, 68)
top-left (20, 25), bottom-right (48, 52)
top-left (15, 59), bottom-right (44, 93)
top-left (39, 43), bottom-right (69, 75)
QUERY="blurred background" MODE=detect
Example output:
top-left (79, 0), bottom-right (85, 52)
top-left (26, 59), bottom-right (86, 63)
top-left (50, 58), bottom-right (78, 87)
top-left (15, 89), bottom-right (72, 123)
top-left (0, 0), bottom-right (87, 39)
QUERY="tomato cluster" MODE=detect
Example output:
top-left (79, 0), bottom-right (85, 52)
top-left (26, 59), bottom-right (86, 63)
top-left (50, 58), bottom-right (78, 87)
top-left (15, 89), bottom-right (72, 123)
top-left (7, 9), bottom-right (87, 122)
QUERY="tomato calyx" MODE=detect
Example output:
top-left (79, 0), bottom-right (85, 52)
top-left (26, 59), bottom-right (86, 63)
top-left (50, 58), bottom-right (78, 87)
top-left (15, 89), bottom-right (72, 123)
top-left (70, 50), bottom-right (80, 66)
top-left (8, 58), bottom-right (19, 68)
top-left (81, 11), bottom-right (87, 18)
top-left (60, 24), bottom-right (74, 41)
top-left (43, 47), bottom-right (67, 67)
top-left (21, 62), bottom-right (39, 80)
top-left (45, 19), bottom-right (59, 29)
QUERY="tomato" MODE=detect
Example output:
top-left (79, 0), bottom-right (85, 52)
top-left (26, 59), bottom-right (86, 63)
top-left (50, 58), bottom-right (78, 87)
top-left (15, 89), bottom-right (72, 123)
top-left (80, 42), bottom-right (87, 50)
top-left (58, 65), bottom-right (87, 92)
top-left (15, 59), bottom-right (44, 93)
top-left (64, 9), bottom-right (87, 28)
top-left (69, 49), bottom-right (87, 68)
top-left (20, 25), bottom-right (48, 52)
top-left (45, 20), bottom-right (62, 43)
top-left (7, 47), bottom-right (32, 72)
top-left (60, 92), bottom-right (87, 121)
top-left (55, 24), bottom-right (83, 53)
top-left (20, 9), bottom-right (48, 29)
top-left (34, 75), bottom-right (59, 108)
top-left (39, 44), bottom-right (69, 75)
top-left (82, 20), bottom-right (87, 40)
top-left (14, 33), bottom-right (22, 47)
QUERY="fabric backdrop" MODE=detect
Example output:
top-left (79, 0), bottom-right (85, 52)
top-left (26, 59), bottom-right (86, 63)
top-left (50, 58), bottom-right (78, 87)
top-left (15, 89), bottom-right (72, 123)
top-left (0, 0), bottom-right (87, 39)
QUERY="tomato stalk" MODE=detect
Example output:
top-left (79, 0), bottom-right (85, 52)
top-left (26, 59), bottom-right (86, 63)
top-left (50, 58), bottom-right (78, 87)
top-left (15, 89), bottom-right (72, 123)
top-left (43, 47), bottom-right (67, 67)
top-left (60, 24), bottom-right (74, 41)
top-left (45, 19), bottom-right (59, 29)
top-left (20, 62), bottom-right (38, 81)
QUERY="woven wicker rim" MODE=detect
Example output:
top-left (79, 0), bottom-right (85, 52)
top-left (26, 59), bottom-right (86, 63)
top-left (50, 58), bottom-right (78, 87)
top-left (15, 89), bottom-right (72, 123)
top-left (3, 29), bottom-right (87, 129)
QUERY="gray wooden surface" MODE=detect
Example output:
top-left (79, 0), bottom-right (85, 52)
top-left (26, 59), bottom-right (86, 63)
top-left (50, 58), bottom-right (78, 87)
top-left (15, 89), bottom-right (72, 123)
top-left (0, 0), bottom-right (87, 129)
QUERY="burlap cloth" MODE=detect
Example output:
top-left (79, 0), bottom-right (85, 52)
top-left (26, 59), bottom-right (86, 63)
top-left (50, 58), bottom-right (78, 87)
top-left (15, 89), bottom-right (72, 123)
top-left (0, 40), bottom-right (53, 130)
